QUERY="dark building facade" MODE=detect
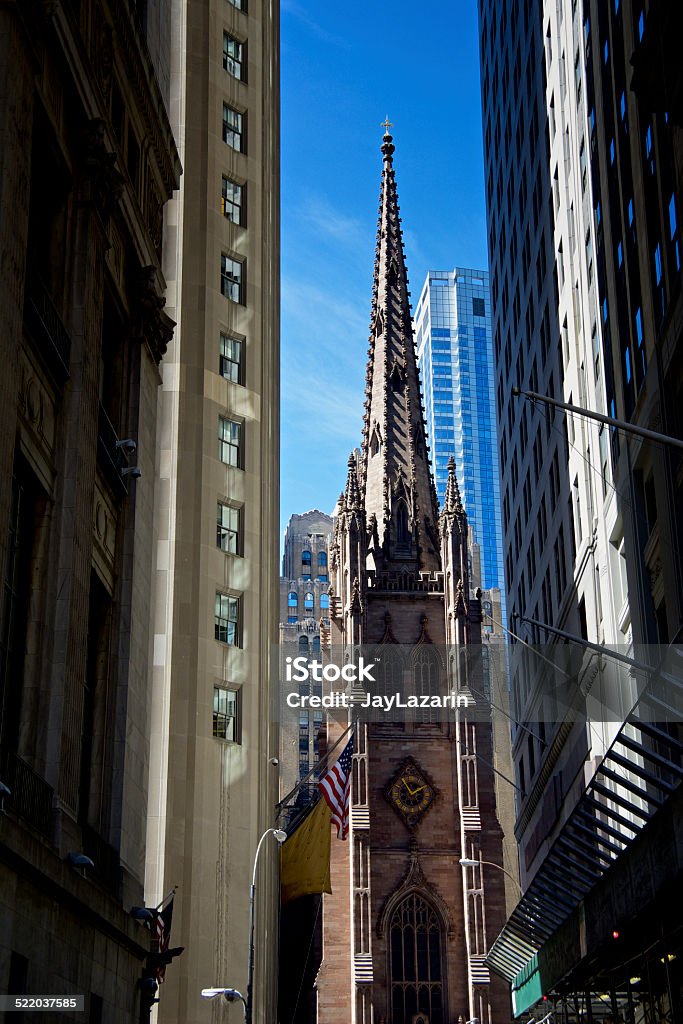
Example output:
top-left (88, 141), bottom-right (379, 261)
top-left (314, 129), bottom-right (511, 1024)
top-left (480, 0), bottom-right (683, 1019)
top-left (0, 2), bottom-right (180, 1019)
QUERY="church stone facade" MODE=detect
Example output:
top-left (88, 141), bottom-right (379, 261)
top-left (316, 130), bottom-right (511, 1024)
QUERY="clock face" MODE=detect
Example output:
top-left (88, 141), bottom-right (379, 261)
top-left (387, 759), bottom-right (436, 828)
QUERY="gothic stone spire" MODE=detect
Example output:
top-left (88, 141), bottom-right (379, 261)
top-left (442, 456), bottom-right (465, 519)
top-left (360, 126), bottom-right (440, 572)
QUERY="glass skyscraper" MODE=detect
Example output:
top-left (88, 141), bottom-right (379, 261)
top-left (414, 268), bottom-right (504, 614)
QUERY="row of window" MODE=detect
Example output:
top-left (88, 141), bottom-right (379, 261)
top-left (288, 591), bottom-right (330, 610)
top-left (301, 550), bottom-right (327, 566)
top-left (212, 3), bottom-right (247, 746)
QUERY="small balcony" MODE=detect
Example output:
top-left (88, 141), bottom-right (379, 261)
top-left (1, 748), bottom-right (54, 840)
top-left (97, 405), bottom-right (129, 496)
top-left (23, 274), bottom-right (71, 385)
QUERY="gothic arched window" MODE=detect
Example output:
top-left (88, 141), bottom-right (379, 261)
top-left (396, 501), bottom-right (410, 548)
top-left (413, 648), bottom-right (441, 723)
top-left (288, 591), bottom-right (298, 607)
top-left (389, 893), bottom-right (444, 1024)
top-left (304, 592), bottom-right (314, 611)
top-left (375, 650), bottom-right (402, 698)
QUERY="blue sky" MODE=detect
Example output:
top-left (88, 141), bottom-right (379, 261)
top-left (280, 0), bottom-right (489, 533)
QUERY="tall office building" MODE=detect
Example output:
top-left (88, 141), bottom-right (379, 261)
top-left (0, 1), bottom-right (180, 1019)
top-left (146, 0), bottom-right (280, 1020)
top-left (414, 269), bottom-right (504, 607)
top-left (279, 509), bottom-right (333, 797)
top-left (480, 0), bottom-right (683, 1018)
top-left (277, 511), bottom-right (332, 1024)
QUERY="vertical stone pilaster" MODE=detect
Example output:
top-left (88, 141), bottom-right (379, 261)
top-left (0, 11), bottom-right (34, 626)
top-left (49, 125), bottom-right (121, 815)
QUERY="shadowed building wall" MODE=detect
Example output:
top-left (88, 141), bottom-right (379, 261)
top-left (0, 1), bottom-right (180, 1018)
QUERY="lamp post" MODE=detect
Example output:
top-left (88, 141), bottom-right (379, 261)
top-left (201, 827), bottom-right (287, 1022)
top-left (459, 857), bottom-right (523, 898)
top-left (200, 988), bottom-right (248, 1017)
top-left (246, 828), bottom-right (287, 1023)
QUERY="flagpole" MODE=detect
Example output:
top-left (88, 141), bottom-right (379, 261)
top-left (153, 885), bottom-right (178, 913)
top-left (276, 721), bottom-right (354, 810)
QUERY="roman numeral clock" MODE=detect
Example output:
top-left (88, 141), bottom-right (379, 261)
top-left (386, 757), bottom-right (437, 829)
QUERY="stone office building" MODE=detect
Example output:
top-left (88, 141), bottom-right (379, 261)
top-left (145, 0), bottom-right (281, 1021)
top-left (279, 510), bottom-right (333, 804)
top-left (0, 1), bottom-right (180, 1020)
top-left (280, 509), bottom-right (334, 644)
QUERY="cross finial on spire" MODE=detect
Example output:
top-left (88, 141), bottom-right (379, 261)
top-left (380, 117), bottom-right (395, 161)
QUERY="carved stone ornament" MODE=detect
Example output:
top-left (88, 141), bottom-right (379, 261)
top-left (132, 265), bottom-right (175, 364)
top-left (376, 838), bottom-right (453, 938)
top-left (82, 119), bottom-right (125, 218)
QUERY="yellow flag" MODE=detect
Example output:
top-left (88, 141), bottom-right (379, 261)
top-left (280, 798), bottom-right (332, 904)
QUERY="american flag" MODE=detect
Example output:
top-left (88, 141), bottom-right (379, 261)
top-left (319, 734), bottom-right (354, 840)
top-left (155, 895), bottom-right (174, 983)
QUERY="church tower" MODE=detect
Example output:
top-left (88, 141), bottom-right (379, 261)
top-left (317, 128), bottom-right (511, 1024)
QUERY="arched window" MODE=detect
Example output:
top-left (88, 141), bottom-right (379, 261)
top-left (288, 591), bottom-right (298, 607)
top-left (396, 501), bottom-right (410, 547)
top-left (318, 551), bottom-right (327, 567)
top-left (375, 650), bottom-right (402, 698)
top-left (301, 550), bottom-right (312, 565)
top-left (312, 635), bottom-right (320, 653)
top-left (390, 893), bottom-right (444, 1024)
top-left (304, 592), bottom-right (314, 611)
top-left (413, 648), bottom-right (441, 723)
top-left (320, 593), bottom-right (329, 610)
top-left (298, 635), bottom-right (309, 653)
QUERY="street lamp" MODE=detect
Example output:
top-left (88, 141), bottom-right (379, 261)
top-left (201, 988), bottom-right (248, 1016)
top-left (459, 857), bottom-right (523, 898)
top-left (201, 827), bottom-right (287, 1023)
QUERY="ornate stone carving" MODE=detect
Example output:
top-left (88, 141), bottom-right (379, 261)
top-left (92, 12), bottom-right (114, 105)
top-left (131, 265), bottom-right (175, 364)
top-left (81, 119), bottom-right (125, 219)
top-left (376, 840), bottom-right (453, 938)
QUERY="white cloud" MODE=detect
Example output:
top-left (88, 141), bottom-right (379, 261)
top-left (281, 0), bottom-right (348, 46)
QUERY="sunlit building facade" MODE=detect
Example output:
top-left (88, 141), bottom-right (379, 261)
top-left (480, 0), bottom-right (683, 1018)
top-left (146, 0), bottom-right (280, 1020)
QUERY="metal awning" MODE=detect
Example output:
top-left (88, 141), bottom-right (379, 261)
top-left (486, 669), bottom-right (683, 993)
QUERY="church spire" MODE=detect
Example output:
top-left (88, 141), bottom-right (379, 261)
top-left (360, 123), bottom-right (440, 572)
top-left (443, 456), bottom-right (465, 517)
top-left (344, 453), bottom-right (361, 510)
